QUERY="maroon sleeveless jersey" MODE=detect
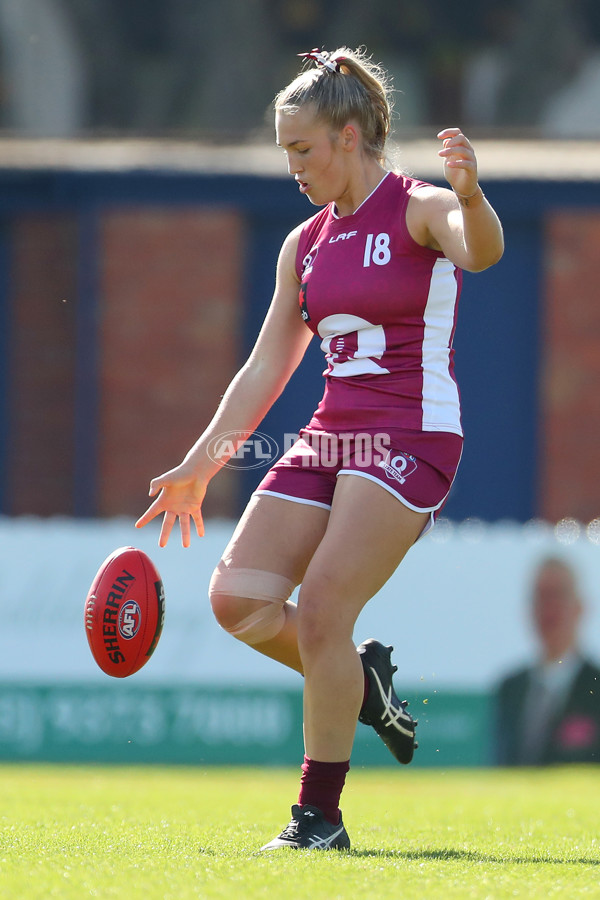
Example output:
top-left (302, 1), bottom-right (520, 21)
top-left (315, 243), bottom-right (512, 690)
top-left (296, 171), bottom-right (463, 438)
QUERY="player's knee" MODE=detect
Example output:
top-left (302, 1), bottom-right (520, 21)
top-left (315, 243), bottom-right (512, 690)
top-left (208, 560), bottom-right (295, 645)
top-left (297, 576), bottom-right (351, 656)
top-left (209, 591), bottom-right (255, 632)
top-left (296, 598), bottom-right (329, 656)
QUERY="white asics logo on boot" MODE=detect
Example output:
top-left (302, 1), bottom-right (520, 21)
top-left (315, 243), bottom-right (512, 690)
top-left (369, 666), bottom-right (414, 737)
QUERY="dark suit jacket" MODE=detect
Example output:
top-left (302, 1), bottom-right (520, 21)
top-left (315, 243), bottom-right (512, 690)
top-left (495, 658), bottom-right (600, 765)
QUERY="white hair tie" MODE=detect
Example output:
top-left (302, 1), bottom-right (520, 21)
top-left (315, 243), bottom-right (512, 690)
top-left (298, 48), bottom-right (339, 73)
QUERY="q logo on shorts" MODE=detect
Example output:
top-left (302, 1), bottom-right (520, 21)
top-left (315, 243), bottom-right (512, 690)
top-left (379, 450), bottom-right (418, 485)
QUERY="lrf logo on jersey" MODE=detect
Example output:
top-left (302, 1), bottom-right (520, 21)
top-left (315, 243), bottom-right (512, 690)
top-left (378, 450), bottom-right (418, 484)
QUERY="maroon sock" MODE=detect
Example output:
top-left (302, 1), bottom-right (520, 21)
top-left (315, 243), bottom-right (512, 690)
top-left (298, 755), bottom-right (350, 825)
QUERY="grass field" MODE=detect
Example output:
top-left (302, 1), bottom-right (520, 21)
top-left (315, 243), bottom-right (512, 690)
top-left (0, 764), bottom-right (598, 899)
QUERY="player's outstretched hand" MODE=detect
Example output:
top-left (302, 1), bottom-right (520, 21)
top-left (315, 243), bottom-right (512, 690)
top-left (437, 127), bottom-right (479, 198)
top-left (135, 462), bottom-right (207, 548)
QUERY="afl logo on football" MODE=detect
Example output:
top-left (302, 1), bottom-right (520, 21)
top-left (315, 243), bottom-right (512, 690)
top-left (118, 600), bottom-right (141, 640)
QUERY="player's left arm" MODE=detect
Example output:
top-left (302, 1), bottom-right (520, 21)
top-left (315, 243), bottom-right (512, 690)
top-left (407, 127), bottom-right (504, 273)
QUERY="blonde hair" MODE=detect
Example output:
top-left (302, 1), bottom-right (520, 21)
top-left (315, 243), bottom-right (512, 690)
top-left (274, 47), bottom-right (393, 164)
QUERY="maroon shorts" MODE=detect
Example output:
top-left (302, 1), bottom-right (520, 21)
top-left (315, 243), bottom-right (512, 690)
top-left (254, 428), bottom-right (462, 532)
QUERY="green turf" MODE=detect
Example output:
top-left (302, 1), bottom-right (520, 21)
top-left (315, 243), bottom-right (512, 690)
top-left (0, 764), bottom-right (598, 899)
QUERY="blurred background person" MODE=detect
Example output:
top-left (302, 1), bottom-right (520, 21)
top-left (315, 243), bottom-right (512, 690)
top-left (0, 0), bottom-right (86, 136)
top-left (495, 557), bottom-right (600, 766)
top-left (1, 0), bottom-right (600, 138)
top-left (539, 0), bottom-right (600, 138)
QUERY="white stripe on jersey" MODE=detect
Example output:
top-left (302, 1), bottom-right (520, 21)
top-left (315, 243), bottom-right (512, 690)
top-left (421, 257), bottom-right (462, 436)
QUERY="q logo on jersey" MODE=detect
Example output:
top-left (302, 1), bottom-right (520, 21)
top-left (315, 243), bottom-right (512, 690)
top-left (379, 450), bottom-right (418, 485)
top-left (301, 245), bottom-right (319, 277)
top-left (118, 600), bottom-right (141, 640)
top-left (299, 246), bottom-right (320, 324)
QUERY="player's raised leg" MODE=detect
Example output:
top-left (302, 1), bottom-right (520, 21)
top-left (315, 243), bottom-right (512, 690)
top-left (208, 492), bottom-right (329, 673)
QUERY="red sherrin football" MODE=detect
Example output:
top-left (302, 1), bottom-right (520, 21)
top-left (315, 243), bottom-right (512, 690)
top-left (84, 546), bottom-right (165, 677)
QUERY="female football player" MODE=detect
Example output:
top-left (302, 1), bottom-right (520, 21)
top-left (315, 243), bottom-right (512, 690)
top-left (136, 46), bottom-right (504, 851)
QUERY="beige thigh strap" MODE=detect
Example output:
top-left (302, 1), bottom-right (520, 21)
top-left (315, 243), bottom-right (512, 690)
top-left (208, 561), bottom-right (295, 645)
top-left (208, 561), bottom-right (295, 604)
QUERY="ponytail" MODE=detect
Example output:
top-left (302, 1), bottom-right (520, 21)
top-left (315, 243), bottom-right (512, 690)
top-left (274, 47), bottom-right (393, 164)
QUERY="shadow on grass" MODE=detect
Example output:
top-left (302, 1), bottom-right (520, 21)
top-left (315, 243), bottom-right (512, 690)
top-left (352, 847), bottom-right (600, 865)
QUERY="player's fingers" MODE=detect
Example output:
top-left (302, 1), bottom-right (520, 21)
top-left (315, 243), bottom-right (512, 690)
top-left (192, 509), bottom-right (205, 539)
top-left (149, 477), bottom-right (168, 497)
top-left (439, 141), bottom-right (474, 159)
top-left (437, 126), bottom-right (472, 142)
top-left (135, 498), bottom-right (164, 529)
top-left (443, 134), bottom-right (472, 148)
top-left (179, 513), bottom-right (191, 549)
top-left (438, 151), bottom-right (472, 165)
top-left (437, 126), bottom-right (462, 139)
top-left (440, 152), bottom-right (476, 168)
top-left (134, 510), bottom-right (150, 529)
top-left (158, 511), bottom-right (176, 548)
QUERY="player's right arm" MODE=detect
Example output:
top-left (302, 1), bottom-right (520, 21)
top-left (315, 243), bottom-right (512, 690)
top-left (135, 224), bottom-right (311, 547)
